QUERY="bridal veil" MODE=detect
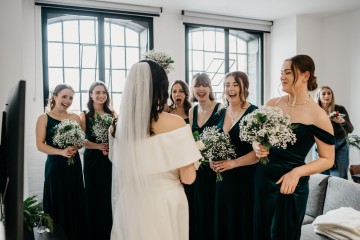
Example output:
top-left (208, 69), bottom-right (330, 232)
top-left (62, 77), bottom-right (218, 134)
top-left (109, 61), bottom-right (156, 239)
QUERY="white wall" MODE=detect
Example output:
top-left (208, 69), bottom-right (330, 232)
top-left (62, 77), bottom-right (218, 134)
top-left (296, 15), bottom-right (323, 91)
top-left (22, 0), bottom-right (47, 197)
top-left (321, 9), bottom-right (360, 164)
top-left (0, 0), bottom-right (24, 134)
top-left (268, 16), bottom-right (297, 100)
top-left (153, 10), bottom-right (186, 83)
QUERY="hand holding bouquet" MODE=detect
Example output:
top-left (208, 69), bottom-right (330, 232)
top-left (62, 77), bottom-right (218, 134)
top-left (53, 119), bottom-right (85, 165)
top-left (329, 111), bottom-right (346, 118)
top-left (239, 106), bottom-right (297, 164)
top-left (195, 126), bottom-right (236, 182)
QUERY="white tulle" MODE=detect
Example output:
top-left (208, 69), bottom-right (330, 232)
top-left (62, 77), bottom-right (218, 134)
top-left (109, 62), bottom-right (201, 240)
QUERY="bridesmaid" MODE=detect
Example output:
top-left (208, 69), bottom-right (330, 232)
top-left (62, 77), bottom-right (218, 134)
top-left (36, 84), bottom-right (87, 240)
top-left (253, 55), bottom-right (334, 240)
top-left (80, 81), bottom-right (116, 240)
top-left (169, 80), bottom-right (192, 124)
top-left (212, 71), bottom-right (258, 240)
top-left (188, 73), bottom-right (222, 240)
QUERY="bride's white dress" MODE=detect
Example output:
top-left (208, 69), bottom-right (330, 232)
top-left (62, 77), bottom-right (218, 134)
top-left (110, 125), bottom-right (201, 240)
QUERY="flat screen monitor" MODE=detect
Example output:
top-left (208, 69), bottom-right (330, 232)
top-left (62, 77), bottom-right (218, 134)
top-left (0, 80), bottom-right (26, 240)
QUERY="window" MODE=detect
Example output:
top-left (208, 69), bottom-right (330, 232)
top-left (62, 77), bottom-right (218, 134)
top-left (185, 26), bottom-right (263, 105)
top-left (42, 7), bottom-right (153, 112)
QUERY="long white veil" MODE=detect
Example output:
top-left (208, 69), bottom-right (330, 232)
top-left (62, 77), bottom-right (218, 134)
top-left (109, 62), bottom-right (159, 239)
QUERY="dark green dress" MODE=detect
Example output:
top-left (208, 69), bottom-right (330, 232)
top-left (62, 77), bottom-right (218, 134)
top-left (254, 124), bottom-right (335, 240)
top-left (83, 115), bottom-right (113, 240)
top-left (186, 102), bottom-right (220, 240)
top-left (43, 114), bottom-right (87, 240)
top-left (214, 105), bottom-right (258, 240)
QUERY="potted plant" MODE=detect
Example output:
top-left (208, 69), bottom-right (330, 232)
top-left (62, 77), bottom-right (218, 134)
top-left (23, 196), bottom-right (54, 240)
top-left (347, 134), bottom-right (360, 150)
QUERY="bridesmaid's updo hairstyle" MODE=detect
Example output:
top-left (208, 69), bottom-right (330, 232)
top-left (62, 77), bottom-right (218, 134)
top-left (190, 73), bottom-right (215, 102)
top-left (287, 54), bottom-right (318, 91)
top-left (45, 84), bottom-right (75, 112)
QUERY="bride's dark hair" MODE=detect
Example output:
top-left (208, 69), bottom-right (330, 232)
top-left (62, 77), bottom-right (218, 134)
top-left (140, 60), bottom-right (169, 135)
top-left (110, 60), bottom-right (169, 137)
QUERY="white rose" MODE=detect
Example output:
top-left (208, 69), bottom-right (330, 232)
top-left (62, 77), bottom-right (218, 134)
top-left (196, 140), bottom-right (206, 151)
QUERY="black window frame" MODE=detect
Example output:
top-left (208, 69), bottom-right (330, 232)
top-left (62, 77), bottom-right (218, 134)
top-left (184, 23), bottom-right (265, 105)
top-left (40, 5), bottom-right (154, 109)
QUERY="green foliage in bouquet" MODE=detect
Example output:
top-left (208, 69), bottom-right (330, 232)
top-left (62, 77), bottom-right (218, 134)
top-left (239, 106), bottom-right (297, 164)
top-left (89, 113), bottom-right (113, 143)
top-left (195, 126), bottom-right (236, 181)
top-left (53, 119), bottom-right (85, 165)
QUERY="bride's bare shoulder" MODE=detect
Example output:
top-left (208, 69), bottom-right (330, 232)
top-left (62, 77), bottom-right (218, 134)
top-left (152, 112), bottom-right (186, 135)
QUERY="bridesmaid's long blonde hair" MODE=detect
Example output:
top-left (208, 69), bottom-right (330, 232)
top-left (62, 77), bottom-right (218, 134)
top-left (314, 86), bottom-right (335, 113)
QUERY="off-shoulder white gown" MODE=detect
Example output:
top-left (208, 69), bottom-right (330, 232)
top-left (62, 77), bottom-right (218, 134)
top-left (110, 125), bottom-right (201, 240)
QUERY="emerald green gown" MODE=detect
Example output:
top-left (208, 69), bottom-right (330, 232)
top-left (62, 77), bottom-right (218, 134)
top-left (214, 105), bottom-right (258, 240)
top-left (185, 102), bottom-right (220, 240)
top-left (43, 114), bottom-right (87, 240)
top-left (254, 124), bottom-right (334, 240)
top-left (83, 115), bottom-right (113, 240)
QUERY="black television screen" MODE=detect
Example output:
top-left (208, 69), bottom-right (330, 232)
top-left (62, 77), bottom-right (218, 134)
top-left (0, 80), bottom-right (26, 240)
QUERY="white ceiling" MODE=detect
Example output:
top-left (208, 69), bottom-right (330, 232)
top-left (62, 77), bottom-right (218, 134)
top-left (93, 0), bottom-right (360, 21)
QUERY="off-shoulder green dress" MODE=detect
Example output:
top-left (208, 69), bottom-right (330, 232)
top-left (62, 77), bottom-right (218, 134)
top-left (253, 124), bottom-right (334, 240)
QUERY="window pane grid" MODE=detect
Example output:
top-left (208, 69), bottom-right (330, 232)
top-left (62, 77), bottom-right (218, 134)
top-left (44, 9), bottom-right (152, 112)
top-left (187, 27), bottom-right (262, 105)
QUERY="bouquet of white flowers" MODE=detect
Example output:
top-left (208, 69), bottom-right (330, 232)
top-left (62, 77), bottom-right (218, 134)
top-left (194, 126), bottom-right (236, 182)
top-left (239, 106), bottom-right (297, 164)
top-left (143, 50), bottom-right (174, 74)
top-left (90, 113), bottom-right (113, 143)
top-left (52, 119), bottom-right (85, 165)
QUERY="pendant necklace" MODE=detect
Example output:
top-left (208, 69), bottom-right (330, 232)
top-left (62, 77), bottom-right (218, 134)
top-left (228, 107), bottom-right (239, 123)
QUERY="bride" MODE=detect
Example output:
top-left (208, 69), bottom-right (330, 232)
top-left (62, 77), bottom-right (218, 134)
top-left (109, 60), bottom-right (201, 240)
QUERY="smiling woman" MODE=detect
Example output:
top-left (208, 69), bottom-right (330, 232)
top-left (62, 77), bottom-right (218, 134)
top-left (252, 54), bottom-right (335, 240)
top-left (35, 84), bottom-right (87, 240)
top-left (79, 81), bottom-right (116, 240)
top-left (212, 71), bottom-right (258, 240)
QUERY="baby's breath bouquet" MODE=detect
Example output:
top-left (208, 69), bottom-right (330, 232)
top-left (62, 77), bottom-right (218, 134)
top-left (143, 50), bottom-right (174, 74)
top-left (239, 106), bottom-right (297, 164)
top-left (195, 126), bottom-right (236, 182)
top-left (90, 113), bottom-right (113, 143)
top-left (53, 119), bottom-right (85, 165)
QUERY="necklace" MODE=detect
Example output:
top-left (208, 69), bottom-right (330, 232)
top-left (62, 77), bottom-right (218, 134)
top-left (287, 95), bottom-right (311, 106)
top-left (228, 107), bottom-right (240, 123)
